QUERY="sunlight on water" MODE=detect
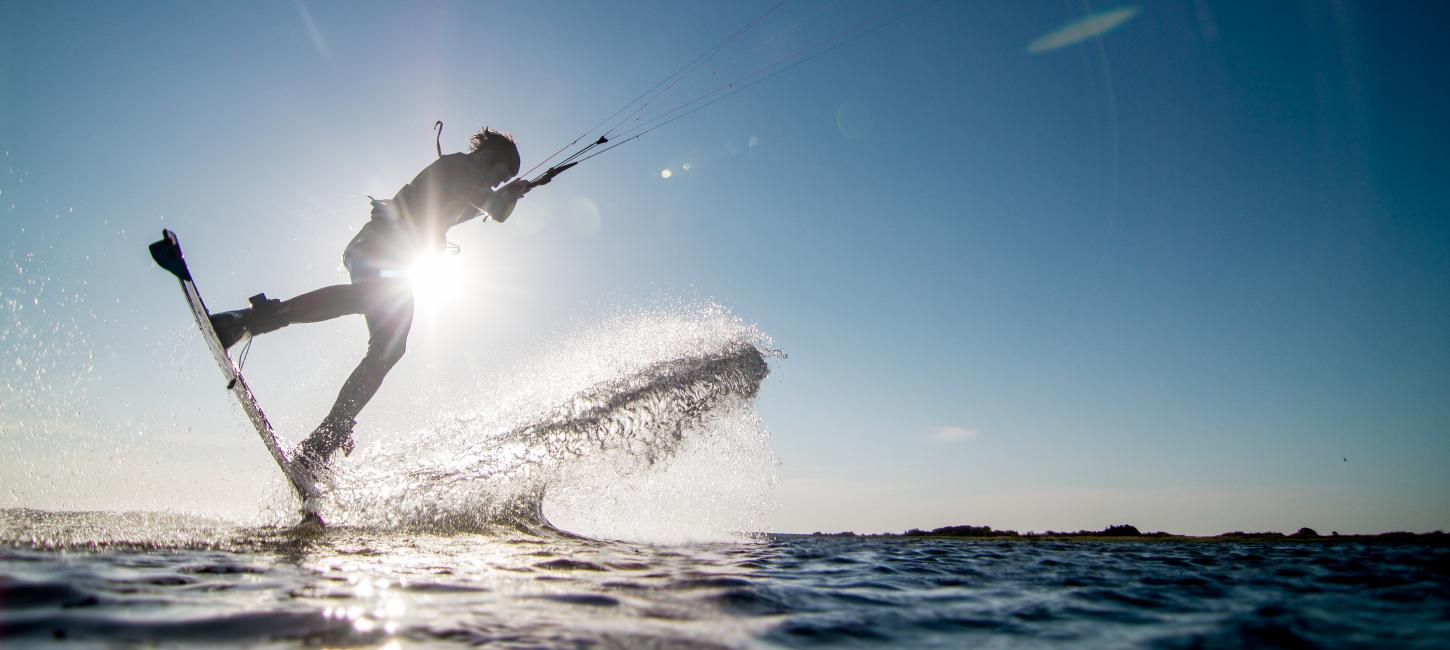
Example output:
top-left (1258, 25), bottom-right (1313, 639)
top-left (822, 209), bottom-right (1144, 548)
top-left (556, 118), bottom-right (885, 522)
top-left (313, 302), bottom-right (780, 542)
top-left (4, 510), bottom-right (1444, 648)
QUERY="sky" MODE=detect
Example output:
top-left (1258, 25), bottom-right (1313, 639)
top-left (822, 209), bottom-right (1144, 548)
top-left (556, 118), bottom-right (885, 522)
top-left (1, 1), bottom-right (1447, 536)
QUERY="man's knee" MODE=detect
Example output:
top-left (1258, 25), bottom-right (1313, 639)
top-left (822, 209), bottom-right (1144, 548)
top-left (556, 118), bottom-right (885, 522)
top-left (360, 283), bottom-right (412, 371)
top-left (365, 338), bottom-right (407, 368)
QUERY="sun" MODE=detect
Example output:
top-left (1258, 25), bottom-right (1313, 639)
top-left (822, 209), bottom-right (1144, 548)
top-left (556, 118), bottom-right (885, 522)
top-left (406, 251), bottom-right (467, 307)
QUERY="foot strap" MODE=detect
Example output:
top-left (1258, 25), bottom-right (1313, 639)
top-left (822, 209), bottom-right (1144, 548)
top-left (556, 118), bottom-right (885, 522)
top-left (248, 293), bottom-right (280, 310)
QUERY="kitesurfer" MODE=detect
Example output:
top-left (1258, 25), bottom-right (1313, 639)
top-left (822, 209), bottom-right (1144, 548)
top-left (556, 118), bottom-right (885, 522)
top-left (209, 127), bottom-right (529, 474)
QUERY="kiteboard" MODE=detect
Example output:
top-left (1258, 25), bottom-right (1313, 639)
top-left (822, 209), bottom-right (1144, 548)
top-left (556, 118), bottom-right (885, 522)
top-left (148, 229), bottom-right (323, 522)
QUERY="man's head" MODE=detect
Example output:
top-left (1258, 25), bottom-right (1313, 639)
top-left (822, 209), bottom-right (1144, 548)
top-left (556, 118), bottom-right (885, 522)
top-left (468, 127), bottom-right (522, 188)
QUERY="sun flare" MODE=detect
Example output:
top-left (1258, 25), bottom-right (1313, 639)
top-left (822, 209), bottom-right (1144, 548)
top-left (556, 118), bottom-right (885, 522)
top-left (406, 251), bottom-right (467, 307)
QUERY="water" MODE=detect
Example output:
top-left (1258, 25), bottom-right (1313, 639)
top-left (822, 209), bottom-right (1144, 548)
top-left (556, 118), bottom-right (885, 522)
top-left (4, 304), bottom-right (1448, 646)
top-left (3, 513), bottom-right (1448, 648)
top-left (195, 301), bottom-right (781, 539)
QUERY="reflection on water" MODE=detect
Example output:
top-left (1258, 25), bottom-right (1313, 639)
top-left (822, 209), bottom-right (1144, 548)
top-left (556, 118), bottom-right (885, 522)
top-left (4, 510), bottom-right (1448, 648)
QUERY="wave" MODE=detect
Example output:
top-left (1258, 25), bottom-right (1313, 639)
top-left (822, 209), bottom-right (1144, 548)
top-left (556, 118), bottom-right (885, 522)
top-left (413, 342), bottom-right (766, 485)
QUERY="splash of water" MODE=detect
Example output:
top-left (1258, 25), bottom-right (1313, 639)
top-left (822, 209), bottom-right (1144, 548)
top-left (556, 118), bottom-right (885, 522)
top-left (320, 302), bottom-right (781, 542)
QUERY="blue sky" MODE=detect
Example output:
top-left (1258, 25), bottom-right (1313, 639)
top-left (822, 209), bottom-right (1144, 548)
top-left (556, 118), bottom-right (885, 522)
top-left (2, 1), bottom-right (1447, 535)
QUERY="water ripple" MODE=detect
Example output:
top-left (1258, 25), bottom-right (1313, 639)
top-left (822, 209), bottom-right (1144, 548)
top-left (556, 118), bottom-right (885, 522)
top-left (3, 515), bottom-right (1449, 647)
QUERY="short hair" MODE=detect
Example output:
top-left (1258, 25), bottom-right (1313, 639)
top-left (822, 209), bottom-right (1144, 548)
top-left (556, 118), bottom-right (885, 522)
top-left (469, 127), bottom-right (521, 178)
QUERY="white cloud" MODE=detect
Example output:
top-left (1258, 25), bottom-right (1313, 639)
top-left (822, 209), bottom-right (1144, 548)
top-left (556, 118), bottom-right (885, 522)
top-left (926, 426), bottom-right (980, 443)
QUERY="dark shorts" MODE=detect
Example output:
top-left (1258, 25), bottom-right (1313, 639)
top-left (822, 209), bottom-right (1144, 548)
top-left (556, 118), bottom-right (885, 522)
top-left (343, 232), bottom-right (410, 284)
top-left (341, 231), bottom-right (414, 350)
top-left (344, 202), bottom-right (439, 283)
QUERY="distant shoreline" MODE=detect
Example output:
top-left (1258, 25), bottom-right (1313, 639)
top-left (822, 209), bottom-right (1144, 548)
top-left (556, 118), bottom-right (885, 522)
top-left (785, 524), bottom-right (1450, 545)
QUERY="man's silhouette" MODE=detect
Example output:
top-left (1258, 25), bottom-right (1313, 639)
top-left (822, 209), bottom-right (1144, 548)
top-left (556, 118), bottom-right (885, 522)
top-left (210, 127), bottom-right (529, 473)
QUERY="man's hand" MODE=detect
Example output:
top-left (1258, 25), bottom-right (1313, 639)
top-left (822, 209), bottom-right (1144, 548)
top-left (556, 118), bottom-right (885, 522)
top-left (497, 178), bottom-right (531, 202)
top-left (476, 178), bottom-right (530, 224)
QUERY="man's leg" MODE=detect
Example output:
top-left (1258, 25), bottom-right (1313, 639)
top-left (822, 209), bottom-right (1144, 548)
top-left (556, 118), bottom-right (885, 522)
top-left (324, 286), bottom-right (414, 424)
top-left (213, 283), bottom-right (377, 349)
top-left (297, 280), bottom-right (414, 464)
top-left (278, 283), bottom-right (378, 323)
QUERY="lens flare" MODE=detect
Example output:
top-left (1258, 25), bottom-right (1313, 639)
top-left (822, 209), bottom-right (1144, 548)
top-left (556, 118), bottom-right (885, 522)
top-left (1028, 6), bottom-right (1140, 54)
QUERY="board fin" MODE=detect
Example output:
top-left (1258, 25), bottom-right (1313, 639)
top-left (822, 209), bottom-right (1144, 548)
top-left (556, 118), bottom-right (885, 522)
top-left (148, 230), bottom-right (191, 281)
